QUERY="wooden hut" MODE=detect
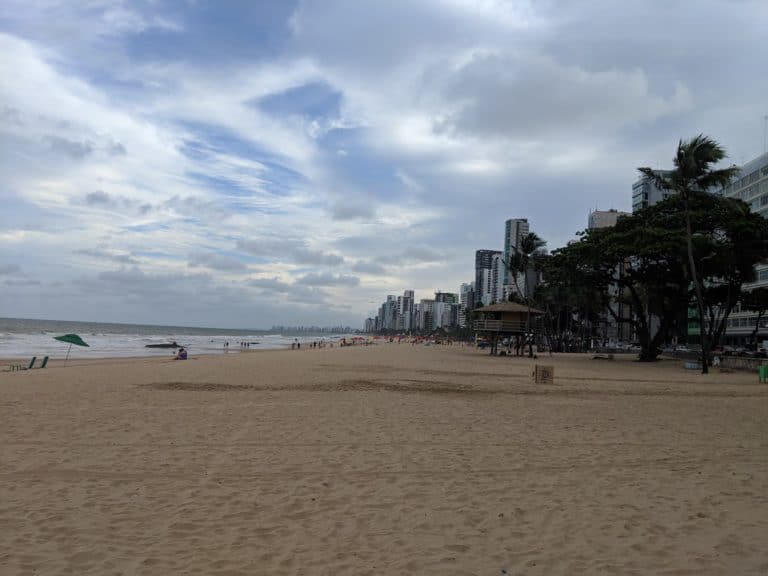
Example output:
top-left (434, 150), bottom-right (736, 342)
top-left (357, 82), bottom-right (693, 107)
top-left (473, 302), bottom-right (544, 355)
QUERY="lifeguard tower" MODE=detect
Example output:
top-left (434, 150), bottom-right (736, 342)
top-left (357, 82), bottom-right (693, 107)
top-left (473, 302), bottom-right (543, 355)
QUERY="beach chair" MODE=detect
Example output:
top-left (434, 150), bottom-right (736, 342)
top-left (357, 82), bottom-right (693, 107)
top-left (4, 356), bottom-right (36, 372)
top-left (39, 356), bottom-right (49, 369)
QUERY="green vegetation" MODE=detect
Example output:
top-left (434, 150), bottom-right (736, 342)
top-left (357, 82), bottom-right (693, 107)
top-left (543, 191), bottom-right (768, 363)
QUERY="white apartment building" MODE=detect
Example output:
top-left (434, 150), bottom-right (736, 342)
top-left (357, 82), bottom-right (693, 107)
top-left (718, 152), bottom-right (768, 346)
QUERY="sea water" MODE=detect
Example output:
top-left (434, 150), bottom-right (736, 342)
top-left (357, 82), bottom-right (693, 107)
top-left (0, 318), bottom-right (350, 359)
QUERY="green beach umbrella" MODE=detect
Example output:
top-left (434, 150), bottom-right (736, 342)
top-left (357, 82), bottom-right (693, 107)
top-left (53, 333), bottom-right (90, 362)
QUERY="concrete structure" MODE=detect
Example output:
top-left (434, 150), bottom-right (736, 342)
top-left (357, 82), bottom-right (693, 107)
top-left (417, 299), bottom-right (435, 331)
top-left (458, 282), bottom-right (474, 327)
top-left (503, 219), bottom-right (529, 287)
top-left (398, 290), bottom-right (415, 331)
top-left (588, 209), bottom-right (629, 229)
top-left (479, 253), bottom-right (505, 305)
top-left (718, 152), bottom-right (768, 346)
top-left (631, 170), bottom-right (673, 212)
top-left (474, 250), bottom-right (500, 305)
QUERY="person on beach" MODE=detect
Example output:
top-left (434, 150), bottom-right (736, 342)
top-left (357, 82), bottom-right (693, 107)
top-left (174, 347), bottom-right (188, 360)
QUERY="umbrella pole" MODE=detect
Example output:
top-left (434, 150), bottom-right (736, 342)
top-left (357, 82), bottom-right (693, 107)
top-left (65, 343), bottom-right (72, 363)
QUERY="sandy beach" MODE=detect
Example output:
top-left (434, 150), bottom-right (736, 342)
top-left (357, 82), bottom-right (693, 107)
top-left (1, 344), bottom-right (766, 575)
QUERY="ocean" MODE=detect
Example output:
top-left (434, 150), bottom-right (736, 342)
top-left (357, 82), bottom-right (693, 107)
top-left (0, 318), bottom-right (353, 359)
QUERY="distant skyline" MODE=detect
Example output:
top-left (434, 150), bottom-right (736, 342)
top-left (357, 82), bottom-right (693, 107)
top-left (2, 1), bottom-right (767, 328)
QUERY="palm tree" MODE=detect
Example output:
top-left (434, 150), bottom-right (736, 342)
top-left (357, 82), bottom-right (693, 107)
top-left (639, 135), bottom-right (739, 374)
top-left (508, 232), bottom-right (547, 357)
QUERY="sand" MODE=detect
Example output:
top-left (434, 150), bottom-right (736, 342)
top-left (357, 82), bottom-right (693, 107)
top-left (1, 344), bottom-right (767, 575)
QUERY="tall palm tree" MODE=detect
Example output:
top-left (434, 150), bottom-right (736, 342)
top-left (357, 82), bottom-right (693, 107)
top-left (508, 232), bottom-right (547, 357)
top-left (639, 135), bottom-right (739, 374)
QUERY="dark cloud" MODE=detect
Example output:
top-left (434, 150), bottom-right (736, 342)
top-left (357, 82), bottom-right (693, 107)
top-left (4, 278), bottom-right (41, 286)
top-left (2, 106), bottom-right (23, 126)
top-left (46, 135), bottom-right (94, 159)
top-left (188, 252), bottom-right (248, 272)
top-left (0, 263), bottom-right (22, 275)
top-left (249, 277), bottom-right (291, 292)
top-left (85, 191), bottom-right (112, 205)
top-left (329, 198), bottom-right (376, 221)
top-left (76, 248), bottom-right (139, 265)
top-left (109, 141), bottom-right (127, 156)
top-left (80, 191), bottom-right (157, 215)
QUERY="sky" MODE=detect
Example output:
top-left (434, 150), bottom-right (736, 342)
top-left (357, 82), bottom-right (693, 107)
top-left (1, 0), bottom-right (767, 329)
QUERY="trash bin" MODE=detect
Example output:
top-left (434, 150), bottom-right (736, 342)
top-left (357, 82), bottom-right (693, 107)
top-left (759, 365), bottom-right (768, 383)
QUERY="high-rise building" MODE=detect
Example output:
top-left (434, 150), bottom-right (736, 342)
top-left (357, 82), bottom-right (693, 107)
top-left (474, 250), bottom-right (500, 304)
top-left (588, 209), bottom-right (629, 229)
top-left (417, 299), bottom-right (435, 331)
top-left (399, 290), bottom-right (415, 331)
top-left (719, 152), bottom-right (768, 346)
top-left (631, 170), bottom-right (673, 212)
top-left (433, 292), bottom-right (457, 329)
top-left (381, 295), bottom-right (397, 330)
top-left (503, 218), bottom-right (530, 287)
top-left (458, 282), bottom-right (474, 327)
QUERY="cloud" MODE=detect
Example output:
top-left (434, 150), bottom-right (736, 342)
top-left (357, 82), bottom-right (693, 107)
top-left (0, 264), bottom-right (22, 275)
top-left (249, 277), bottom-right (292, 292)
top-left (380, 245), bottom-right (444, 265)
top-left (295, 272), bottom-right (359, 287)
top-left (79, 191), bottom-right (155, 216)
top-left (46, 135), bottom-right (94, 159)
top-left (0, 1), bottom-right (765, 328)
top-left (188, 252), bottom-right (248, 272)
top-left (84, 191), bottom-right (111, 205)
top-left (237, 238), bottom-right (345, 266)
top-left (75, 248), bottom-right (139, 265)
top-left (351, 260), bottom-right (386, 275)
top-left (4, 278), bottom-right (41, 286)
top-left (328, 197), bottom-right (376, 221)
top-left (436, 52), bottom-right (692, 139)
top-left (249, 276), bottom-right (332, 305)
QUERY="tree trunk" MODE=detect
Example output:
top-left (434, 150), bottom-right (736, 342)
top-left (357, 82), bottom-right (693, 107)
top-left (525, 270), bottom-right (533, 357)
top-left (684, 197), bottom-right (708, 374)
top-left (752, 310), bottom-right (765, 348)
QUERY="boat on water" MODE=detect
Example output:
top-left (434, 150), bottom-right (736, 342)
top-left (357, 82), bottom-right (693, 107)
top-left (145, 341), bottom-right (180, 349)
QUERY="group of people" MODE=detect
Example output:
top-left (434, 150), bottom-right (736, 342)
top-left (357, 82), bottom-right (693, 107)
top-left (291, 339), bottom-right (335, 350)
top-left (222, 341), bottom-right (254, 351)
top-left (174, 347), bottom-right (188, 360)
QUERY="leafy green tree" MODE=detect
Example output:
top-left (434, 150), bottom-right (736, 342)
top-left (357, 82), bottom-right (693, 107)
top-left (686, 194), bottom-right (768, 351)
top-left (550, 210), bottom-right (688, 361)
top-left (639, 135), bottom-right (740, 373)
top-left (547, 192), bottom-right (768, 362)
top-left (539, 250), bottom-right (605, 352)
